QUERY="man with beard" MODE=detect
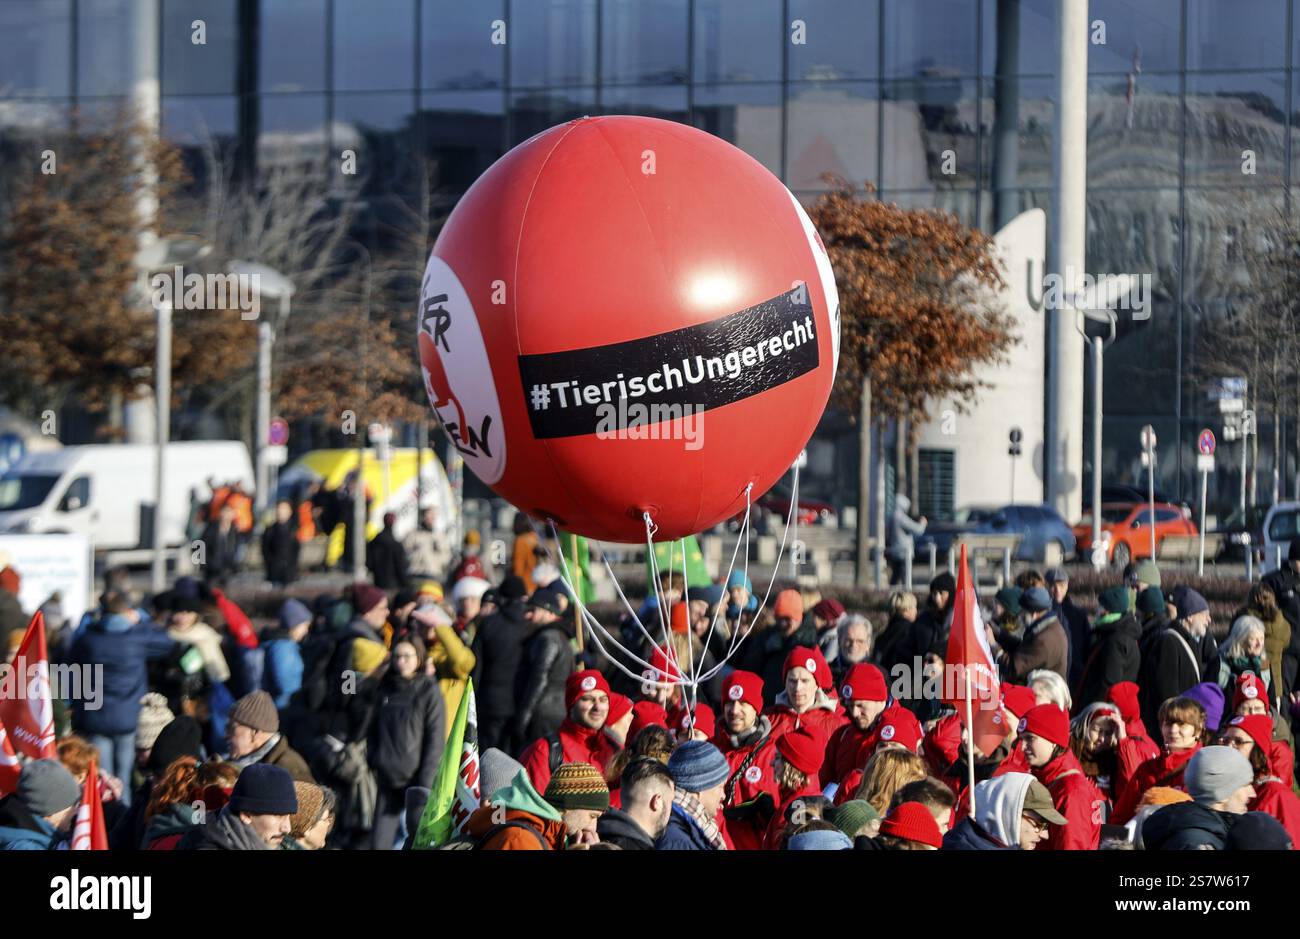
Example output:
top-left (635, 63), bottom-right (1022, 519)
top-left (713, 670), bottom-right (780, 850)
top-left (823, 663), bottom-right (923, 794)
top-left (519, 669), bottom-right (619, 794)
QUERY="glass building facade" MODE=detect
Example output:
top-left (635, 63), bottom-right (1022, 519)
top-left (0, 0), bottom-right (1295, 514)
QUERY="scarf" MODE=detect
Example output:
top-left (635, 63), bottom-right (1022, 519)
top-left (229, 733), bottom-right (281, 771)
top-left (673, 789), bottom-right (727, 850)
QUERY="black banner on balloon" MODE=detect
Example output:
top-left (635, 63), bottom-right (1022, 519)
top-left (517, 286), bottom-right (819, 440)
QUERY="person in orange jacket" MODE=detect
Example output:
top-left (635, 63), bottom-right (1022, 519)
top-left (1018, 704), bottom-right (1102, 850)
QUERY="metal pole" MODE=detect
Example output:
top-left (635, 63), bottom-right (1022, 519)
top-left (353, 434), bottom-right (366, 582)
top-left (904, 543), bottom-right (913, 591)
top-left (1009, 451), bottom-right (1016, 504)
top-left (1198, 469), bottom-right (1207, 576)
top-left (947, 545), bottom-right (956, 576)
top-left (1245, 535), bottom-right (1253, 582)
top-left (1241, 437), bottom-right (1248, 516)
top-left (1002, 546), bottom-right (1011, 586)
top-left (255, 319), bottom-right (272, 525)
top-left (1092, 336), bottom-right (1103, 566)
top-left (1146, 439), bottom-right (1156, 560)
top-left (928, 542), bottom-right (937, 576)
top-left (151, 300), bottom-right (171, 593)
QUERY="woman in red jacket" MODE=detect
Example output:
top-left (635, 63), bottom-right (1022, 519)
top-left (1018, 704), bottom-right (1102, 850)
top-left (1219, 714), bottom-right (1300, 847)
top-left (1109, 696), bottom-right (1205, 825)
top-left (761, 727), bottom-right (826, 849)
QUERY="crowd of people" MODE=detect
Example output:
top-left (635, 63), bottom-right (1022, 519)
top-left (3, 522), bottom-right (1300, 853)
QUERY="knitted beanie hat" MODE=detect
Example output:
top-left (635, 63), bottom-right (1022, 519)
top-left (827, 799), bottom-right (880, 839)
top-left (229, 690), bottom-right (280, 734)
top-left (228, 764), bottom-right (297, 816)
top-left (666, 739), bottom-right (731, 792)
top-left (1185, 746), bottom-right (1254, 805)
top-left (879, 801), bottom-right (943, 849)
top-left (289, 782), bottom-right (328, 838)
top-left (543, 762), bottom-right (610, 812)
top-left (137, 692), bottom-right (175, 749)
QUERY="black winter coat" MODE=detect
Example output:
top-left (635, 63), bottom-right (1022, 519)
top-left (200, 521), bottom-right (241, 580)
top-left (1056, 596), bottom-right (1091, 691)
top-left (366, 528), bottom-right (410, 590)
top-left (368, 669), bottom-right (446, 790)
top-left (1141, 621), bottom-right (1206, 733)
top-left (514, 624), bottom-right (574, 740)
top-left (597, 807), bottom-right (657, 850)
top-left (1141, 801), bottom-right (1234, 850)
top-left (471, 600), bottom-right (529, 718)
top-left (874, 614), bottom-right (914, 679)
top-left (261, 520), bottom-right (299, 585)
top-left (1077, 612), bottom-right (1142, 708)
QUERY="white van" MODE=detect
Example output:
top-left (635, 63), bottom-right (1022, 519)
top-left (0, 442), bottom-right (253, 553)
top-left (1261, 501), bottom-right (1300, 574)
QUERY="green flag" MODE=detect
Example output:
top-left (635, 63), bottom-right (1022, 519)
top-left (412, 678), bottom-right (478, 849)
top-left (558, 531), bottom-right (595, 606)
top-left (646, 534), bottom-right (711, 595)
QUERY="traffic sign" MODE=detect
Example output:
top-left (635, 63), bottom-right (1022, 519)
top-left (1197, 429), bottom-right (1216, 456)
top-left (1140, 424), bottom-right (1157, 450)
top-left (1009, 427), bottom-right (1023, 444)
top-left (268, 418), bottom-right (289, 447)
top-left (264, 444), bottom-right (288, 467)
top-left (1197, 453), bottom-right (1215, 473)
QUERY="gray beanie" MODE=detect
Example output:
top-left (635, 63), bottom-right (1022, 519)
top-left (480, 748), bottom-right (525, 799)
top-left (18, 759), bottom-right (81, 817)
top-left (1185, 746), bottom-right (1254, 805)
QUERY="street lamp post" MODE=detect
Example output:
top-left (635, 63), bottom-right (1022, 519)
top-left (228, 261), bottom-right (295, 527)
top-left (1075, 307), bottom-right (1116, 570)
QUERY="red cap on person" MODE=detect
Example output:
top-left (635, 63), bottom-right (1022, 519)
top-left (1227, 713), bottom-right (1273, 752)
top-left (876, 716), bottom-right (922, 753)
top-left (650, 646), bottom-right (682, 682)
top-left (1019, 704), bottom-right (1070, 749)
top-left (564, 669), bottom-right (610, 710)
top-left (1232, 673), bottom-right (1271, 713)
top-left (606, 693), bottom-right (633, 726)
top-left (721, 670), bottom-right (764, 712)
top-left (783, 645), bottom-right (824, 685)
top-left (878, 802), bottom-right (943, 849)
top-left (1106, 681), bottom-right (1141, 723)
top-left (840, 663), bottom-right (888, 704)
top-left (668, 702), bottom-right (716, 739)
top-left (812, 598), bottom-right (845, 623)
top-left (774, 589), bottom-right (804, 620)
top-left (1000, 683), bottom-right (1038, 720)
top-left (670, 603), bottom-right (690, 635)
top-left (627, 701), bottom-right (668, 742)
top-left (775, 727), bottom-right (825, 777)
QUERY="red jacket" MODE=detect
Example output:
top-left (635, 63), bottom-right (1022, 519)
top-left (1269, 740), bottom-right (1295, 786)
top-left (519, 719), bottom-right (620, 795)
top-left (1034, 750), bottom-right (1102, 850)
top-left (823, 703), bottom-right (921, 787)
top-left (1250, 779), bottom-right (1300, 848)
top-left (715, 724), bottom-right (780, 851)
top-left (1115, 734), bottom-right (1161, 800)
top-left (764, 692), bottom-right (848, 745)
top-left (761, 777), bottom-right (823, 850)
top-left (1110, 745), bottom-right (1201, 826)
top-left (992, 741), bottom-right (1031, 777)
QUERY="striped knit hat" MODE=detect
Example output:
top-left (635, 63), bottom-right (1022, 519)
top-left (543, 762), bottom-right (610, 812)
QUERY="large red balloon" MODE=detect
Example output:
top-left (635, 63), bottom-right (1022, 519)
top-left (417, 115), bottom-right (839, 543)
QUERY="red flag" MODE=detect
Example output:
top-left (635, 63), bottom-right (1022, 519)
top-left (0, 717), bottom-right (20, 796)
top-left (0, 611), bottom-right (56, 759)
top-left (70, 757), bottom-right (109, 850)
top-left (212, 589), bottom-right (258, 649)
top-left (942, 545), bottom-right (1004, 757)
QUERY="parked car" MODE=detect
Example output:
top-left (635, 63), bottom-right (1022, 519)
top-left (1100, 484), bottom-right (1192, 518)
top-left (1260, 502), bottom-right (1300, 574)
top-left (914, 503), bottom-right (1076, 564)
top-left (1071, 502), bottom-right (1198, 567)
top-left (753, 483), bottom-right (836, 526)
top-left (1212, 504), bottom-right (1270, 562)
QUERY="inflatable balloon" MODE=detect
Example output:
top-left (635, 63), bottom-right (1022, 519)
top-left (417, 115), bottom-right (839, 543)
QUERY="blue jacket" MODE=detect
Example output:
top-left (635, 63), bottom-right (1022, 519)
top-left (655, 804), bottom-right (719, 851)
top-left (942, 816), bottom-right (1014, 850)
top-left (0, 795), bottom-right (61, 850)
top-left (262, 635), bottom-right (304, 710)
top-left (68, 612), bottom-right (177, 736)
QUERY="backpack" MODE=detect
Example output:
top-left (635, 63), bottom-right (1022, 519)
top-left (471, 819), bottom-right (551, 850)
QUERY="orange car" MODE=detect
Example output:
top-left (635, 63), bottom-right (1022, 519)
top-left (1072, 502), bottom-right (1197, 566)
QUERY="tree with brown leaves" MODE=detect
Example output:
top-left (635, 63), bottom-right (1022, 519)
top-left (807, 178), bottom-right (1017, 585)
